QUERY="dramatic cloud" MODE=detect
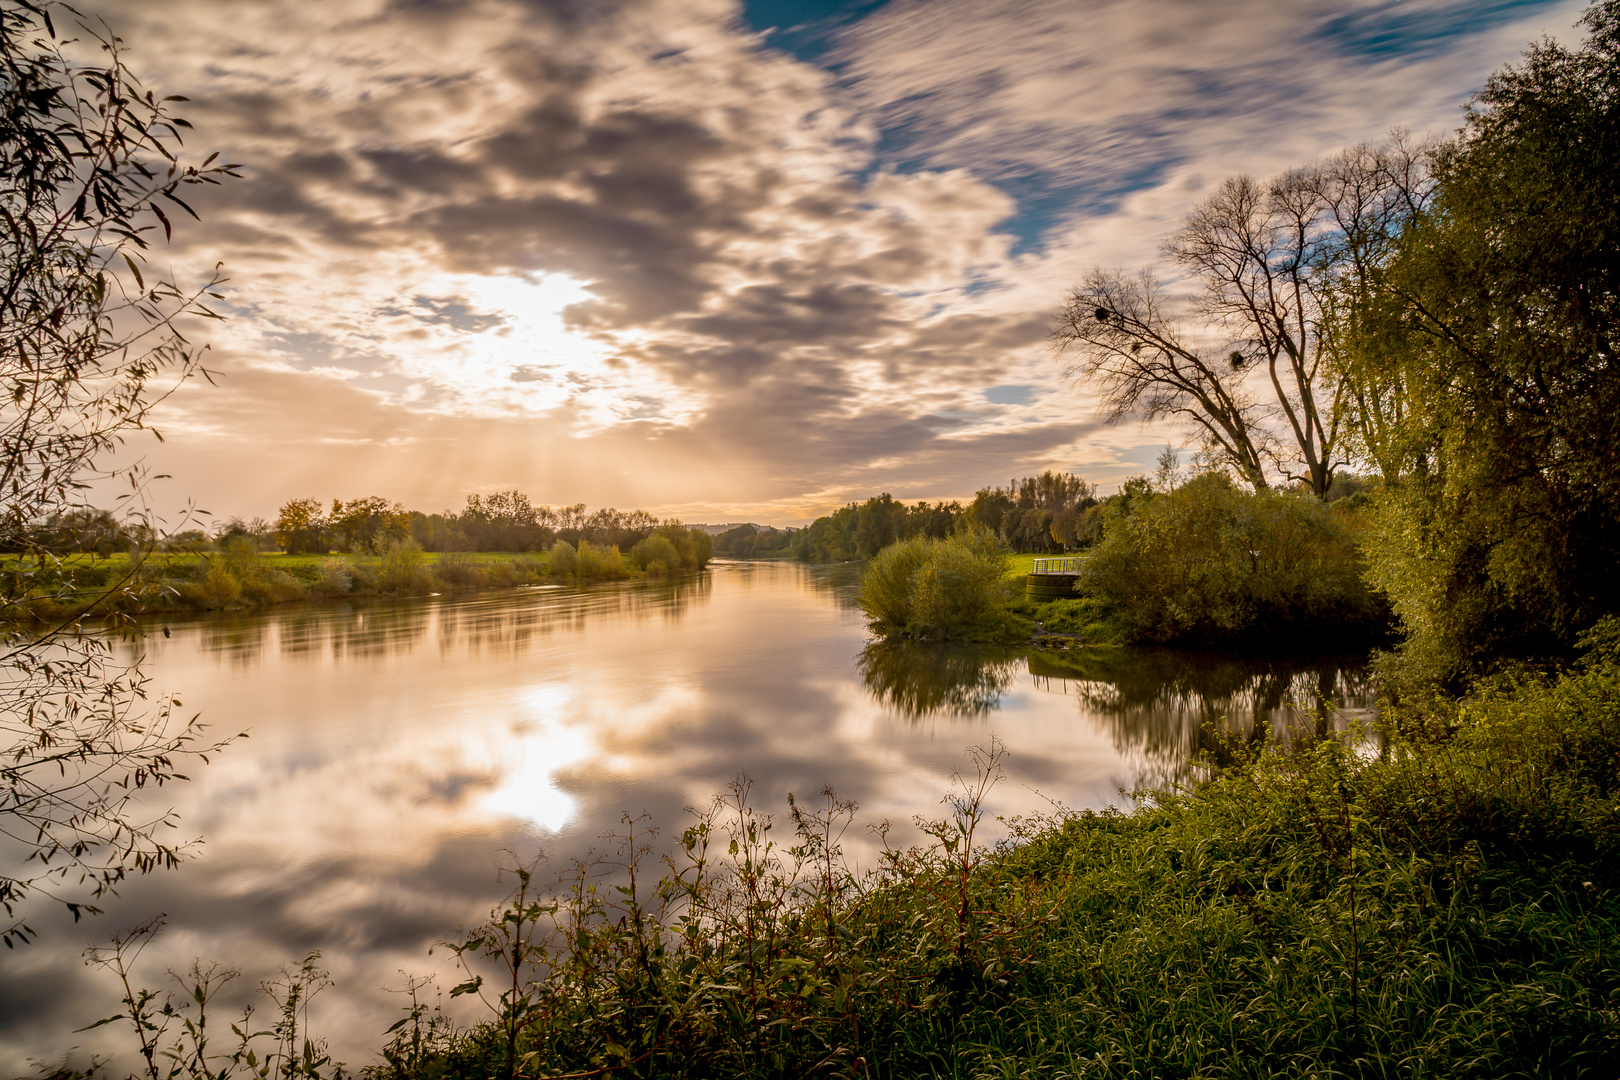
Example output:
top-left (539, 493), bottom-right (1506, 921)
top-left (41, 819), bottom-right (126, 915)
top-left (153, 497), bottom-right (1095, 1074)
top-left (69, 0), bottom-right (1585, 522)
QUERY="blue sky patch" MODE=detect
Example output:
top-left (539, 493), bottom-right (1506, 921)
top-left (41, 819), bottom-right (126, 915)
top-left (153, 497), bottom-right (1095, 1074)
top-left (740, 0), bottom-right (891, 62)
top-left (985, 385), bottom-right (1035, 406)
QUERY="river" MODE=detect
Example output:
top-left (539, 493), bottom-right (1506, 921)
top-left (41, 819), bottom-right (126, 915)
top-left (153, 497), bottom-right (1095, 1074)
top-left (0, 560), bottom-right (1373, 1072)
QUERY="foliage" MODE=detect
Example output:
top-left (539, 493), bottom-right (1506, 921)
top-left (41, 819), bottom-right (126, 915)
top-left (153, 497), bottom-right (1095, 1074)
top-left (854, 535), bottom-right (929, 629)
top-left (1084, 472), bottom-right (1383, 643)
top-left (1333, 2), bottom-right (1620, 684)
top-left (713, 523), bottom-right (795, 558)
top-left (858, 529), bottom-right (1017, 639)
top-left (794, 477), bottom-right (1094, 563)
top-left (0, 0), bottom-right (239, 945)
top-left (274, 499), bottom-right (327, 556)
top-left (84, 918), bottom-right (337, 1080)
top-left (573, 540), bottom-right (628, 580)
top-left (452, 493), bottom-right (658, 554)
top-left (329, 497), bottom-right (410, 555)
top-left (0, 0), bottom-right (237, 551)
top-left (629, 533), bottom-right (679, 574)
top-left (965, 470), bottom-right (1100, 553)
top-left (379, 538), bottom-right (431, 593)
top-left (793, 493), bottom-right (965, 563)
top-left (542, 540), bottom-right (575, 578)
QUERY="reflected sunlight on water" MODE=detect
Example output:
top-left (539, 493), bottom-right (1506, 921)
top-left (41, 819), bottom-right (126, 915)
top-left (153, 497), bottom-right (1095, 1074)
top-left (0, 562), bottom-right (1372, 1073)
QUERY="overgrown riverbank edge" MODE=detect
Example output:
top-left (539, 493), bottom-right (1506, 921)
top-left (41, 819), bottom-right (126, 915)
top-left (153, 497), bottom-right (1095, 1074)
top-left (83, 631), bottom-right (1620, 1079)
top-left (1, 536), bottom-right (713, 623)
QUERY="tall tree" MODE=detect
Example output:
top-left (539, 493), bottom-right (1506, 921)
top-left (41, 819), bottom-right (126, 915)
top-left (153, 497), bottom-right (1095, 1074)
top-left (1053, 138), bottom-right (1432, 497)
top-left (1346, 1), bottom-right (1620, 679)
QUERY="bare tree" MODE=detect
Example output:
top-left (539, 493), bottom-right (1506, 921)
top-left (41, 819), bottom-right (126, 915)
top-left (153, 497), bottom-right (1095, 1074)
top-left (1053, 136), bottom-right (1434, 496)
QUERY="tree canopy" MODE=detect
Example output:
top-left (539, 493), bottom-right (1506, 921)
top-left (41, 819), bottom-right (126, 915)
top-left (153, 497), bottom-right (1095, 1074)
top-left (1342, 0), bottom-right (1620, 680)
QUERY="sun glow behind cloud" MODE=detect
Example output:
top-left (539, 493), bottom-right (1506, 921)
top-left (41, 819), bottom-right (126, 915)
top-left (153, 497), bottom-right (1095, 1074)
top-left (387, 272), bottom-right (701, 431)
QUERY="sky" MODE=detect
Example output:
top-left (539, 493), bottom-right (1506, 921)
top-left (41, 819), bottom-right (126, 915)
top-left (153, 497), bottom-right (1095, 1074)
top-left (73, 0), bottom-right (1587, 527)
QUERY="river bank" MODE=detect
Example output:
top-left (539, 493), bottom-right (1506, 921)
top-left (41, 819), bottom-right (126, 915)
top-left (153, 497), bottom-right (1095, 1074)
top-left (0, 547), bottom-right (702, 623)
top-left (410, 645), bottom-right (1620, 1076)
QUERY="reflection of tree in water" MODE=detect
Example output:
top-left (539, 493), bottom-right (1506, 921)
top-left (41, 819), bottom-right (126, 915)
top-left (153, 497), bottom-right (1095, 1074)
top-left (127, 576), bottom-right (716, 667)
top-left (193, 617), bottom-right (271, 666)
top-left (798, 562), bottom-right (865, 611)
top-left (1027, 648), bottom-right (1376, 787)
top-left (857, 641), bottom-right (1020, 721)
top-left (444, 574), bottom-right (716, 651)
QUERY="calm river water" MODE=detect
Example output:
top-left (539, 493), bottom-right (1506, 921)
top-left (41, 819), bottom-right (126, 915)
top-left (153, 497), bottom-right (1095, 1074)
top-left (1, 561), bottom-right (1372, 1071)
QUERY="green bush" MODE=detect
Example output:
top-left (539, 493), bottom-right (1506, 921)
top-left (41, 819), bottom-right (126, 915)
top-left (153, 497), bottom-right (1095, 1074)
top-left (575, 540), bottom-right (629, 580)
top-left (198, 558), bottom-right (241, 609)
top-left (630, 533), bottom-right (681, 573)
top-left (1085, 473), bottom-right (1383, 643)
top-left (433, 551), bottom-right (487, 588)
top-left (379, 539), bottom-right (432, 593)
top-left (315, 557), bottom-right (354, 595)
top-left (859, 530), bottom-right (1014, 638)
top-left (545, 540), bottom-right (576, 577)
top-left (239, 567), bottom-right (306, 605)
top-left (910, 529), bottom-right (1014, 632)
top-left (858, 536), bottom-right (931, 630)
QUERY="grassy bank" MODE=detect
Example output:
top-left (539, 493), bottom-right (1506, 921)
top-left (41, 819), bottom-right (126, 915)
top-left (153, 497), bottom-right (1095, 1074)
top-left (91, 640), bottom-right (1620, 1079)
top-left (0, 544), bottom-right (676, 624)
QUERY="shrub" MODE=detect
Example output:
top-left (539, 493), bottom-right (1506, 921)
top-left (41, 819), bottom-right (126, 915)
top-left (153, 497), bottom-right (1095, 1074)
top-left (198, 558), bottom-right (241, 609)
top-left (910, 530), bottom-right (1013, 633)
top-left (315, 557), bottom-right (354, 595)
top-left (239, 567), bottom-right (306, 605)
top-left (575, 540), bottom-right (629, 580)
top-left (858, 536), bottom-right (930, 630)
top-left (1085, 472), bottom-right (1383, 643)
top-left (858, 529), bottom-right (1013, 638)
top-left (379, 539), bottom-right (431, 593)
top-left (545, 540), bottom-right (576, 577)
top-left (220, 537), bottom-right (261, 581)
top-left (433, 551), bottom-right (487, 588)
top-left (630, 534), bottom-right (680, 572)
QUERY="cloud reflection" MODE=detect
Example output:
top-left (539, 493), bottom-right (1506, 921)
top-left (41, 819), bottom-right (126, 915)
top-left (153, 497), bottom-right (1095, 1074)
top-left (2, 566), bottom-right (1371, 1074)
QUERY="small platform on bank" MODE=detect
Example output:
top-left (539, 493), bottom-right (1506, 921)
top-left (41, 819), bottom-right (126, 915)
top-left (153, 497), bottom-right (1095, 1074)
top-left (1026, 556), bottom-right (1085, 601)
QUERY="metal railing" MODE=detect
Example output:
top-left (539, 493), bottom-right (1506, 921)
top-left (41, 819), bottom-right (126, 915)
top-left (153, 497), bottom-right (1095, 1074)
top-left (1030, 557), bottom-right (1086, 574)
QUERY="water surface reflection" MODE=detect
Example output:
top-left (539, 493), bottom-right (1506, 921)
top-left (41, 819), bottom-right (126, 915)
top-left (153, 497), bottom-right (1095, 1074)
top-left (1, 563), bottom-right (1370, 1073)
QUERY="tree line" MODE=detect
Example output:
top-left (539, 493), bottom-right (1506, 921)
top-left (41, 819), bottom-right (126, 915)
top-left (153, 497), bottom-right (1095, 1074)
top-left (268, 491), bottom-right (672, 556)
top-left (791, 471), bottom-right (1101, 562)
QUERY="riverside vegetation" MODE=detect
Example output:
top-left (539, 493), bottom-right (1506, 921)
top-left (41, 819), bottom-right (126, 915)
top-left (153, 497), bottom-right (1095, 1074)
top-left (80, 633), bottom-right (1620, 1078)
top-left (1, 524), bottom-right (714, 623)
